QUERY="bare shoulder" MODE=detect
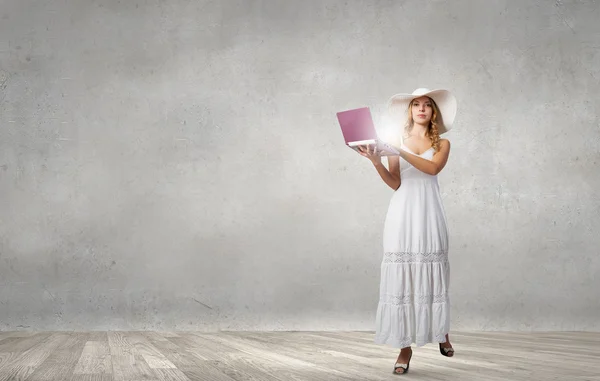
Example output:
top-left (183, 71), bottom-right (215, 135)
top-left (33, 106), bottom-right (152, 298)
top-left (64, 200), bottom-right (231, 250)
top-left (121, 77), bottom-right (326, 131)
top-left (439, 139), bottom-right (451, 150)
top-left (432, 139), bottom-right (451, 174)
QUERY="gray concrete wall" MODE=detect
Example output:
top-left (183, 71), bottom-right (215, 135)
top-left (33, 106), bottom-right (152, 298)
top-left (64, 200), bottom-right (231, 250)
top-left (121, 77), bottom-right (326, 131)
top-left (0, 0), bottom-right (598, 331)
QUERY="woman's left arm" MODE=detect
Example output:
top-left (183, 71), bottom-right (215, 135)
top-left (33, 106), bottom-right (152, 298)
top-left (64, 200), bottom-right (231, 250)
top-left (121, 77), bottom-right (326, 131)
top-left (399, 139), bottom-right (451, 175)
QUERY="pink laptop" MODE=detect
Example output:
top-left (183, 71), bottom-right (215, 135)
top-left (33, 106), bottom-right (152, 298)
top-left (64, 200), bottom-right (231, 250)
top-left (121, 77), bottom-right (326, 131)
top-left (336, 107), bottom-right (399, 156)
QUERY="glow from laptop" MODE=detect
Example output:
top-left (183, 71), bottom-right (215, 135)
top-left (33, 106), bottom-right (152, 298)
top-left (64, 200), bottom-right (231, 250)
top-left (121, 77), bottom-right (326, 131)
top-left (378, 114), bottom-right (402, 148)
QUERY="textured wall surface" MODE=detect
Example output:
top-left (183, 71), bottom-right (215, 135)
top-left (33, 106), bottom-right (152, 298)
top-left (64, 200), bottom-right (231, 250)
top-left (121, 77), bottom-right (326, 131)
top-left (0, 0), bottom-right (598, 331)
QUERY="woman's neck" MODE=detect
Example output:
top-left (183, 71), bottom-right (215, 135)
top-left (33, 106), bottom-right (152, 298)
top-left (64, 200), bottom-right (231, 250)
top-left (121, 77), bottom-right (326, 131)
top-left (409, 123), bottom-right (429, 138)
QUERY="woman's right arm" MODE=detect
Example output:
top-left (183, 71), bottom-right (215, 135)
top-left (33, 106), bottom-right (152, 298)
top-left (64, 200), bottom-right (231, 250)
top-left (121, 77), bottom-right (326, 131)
top-left (373, 156), bottom-right (401, 190)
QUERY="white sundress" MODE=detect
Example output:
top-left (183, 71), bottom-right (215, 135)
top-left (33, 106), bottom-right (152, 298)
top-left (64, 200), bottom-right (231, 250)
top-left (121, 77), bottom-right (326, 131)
top-left (374, 143), bottom-right (451, 348)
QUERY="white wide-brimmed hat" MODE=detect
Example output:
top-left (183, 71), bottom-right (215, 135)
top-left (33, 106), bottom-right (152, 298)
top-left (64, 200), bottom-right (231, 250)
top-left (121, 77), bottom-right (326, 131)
top-left (387, 88), bottom-right (457, 134)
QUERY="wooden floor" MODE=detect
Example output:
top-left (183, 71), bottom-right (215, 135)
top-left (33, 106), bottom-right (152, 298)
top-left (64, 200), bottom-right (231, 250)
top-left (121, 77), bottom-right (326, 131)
top-left (0, 331), bottom-right (598, 380)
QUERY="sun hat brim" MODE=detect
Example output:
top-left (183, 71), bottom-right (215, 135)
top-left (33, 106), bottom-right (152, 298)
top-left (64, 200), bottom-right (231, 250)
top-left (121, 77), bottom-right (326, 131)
top-left (387, 88), bottom-right (457, 135)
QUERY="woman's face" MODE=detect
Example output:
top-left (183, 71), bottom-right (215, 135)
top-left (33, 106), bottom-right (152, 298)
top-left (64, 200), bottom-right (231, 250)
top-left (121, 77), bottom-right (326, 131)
top-left (411, 96), bottom-right (433, 125)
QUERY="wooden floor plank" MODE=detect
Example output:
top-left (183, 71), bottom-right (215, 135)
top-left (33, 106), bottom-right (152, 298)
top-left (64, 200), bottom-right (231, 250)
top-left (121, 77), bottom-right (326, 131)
top-left (0, 333), bottom-right (72, 381)
top-left (0, 331), bottom-right (595, 380)
top-left (124, 332), bottom-right (177, 369)
top-left (72, 340), bottom-right (112, 375)
top-left (110, 354), bottom-right (154, 381)
top-left (0, 333), bottom-right (51, 353)
top-left (24, 332), bottom-right (88, 381)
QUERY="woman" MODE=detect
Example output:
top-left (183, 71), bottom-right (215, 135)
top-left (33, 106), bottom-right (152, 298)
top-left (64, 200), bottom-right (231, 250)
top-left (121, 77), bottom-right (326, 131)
top-left (358, 88), bottom-right (457, 375)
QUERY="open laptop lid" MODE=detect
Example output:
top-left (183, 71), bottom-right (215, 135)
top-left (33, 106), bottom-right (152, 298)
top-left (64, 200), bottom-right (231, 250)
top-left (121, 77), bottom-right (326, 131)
top-left (336, 107), bottom-right (377, 144)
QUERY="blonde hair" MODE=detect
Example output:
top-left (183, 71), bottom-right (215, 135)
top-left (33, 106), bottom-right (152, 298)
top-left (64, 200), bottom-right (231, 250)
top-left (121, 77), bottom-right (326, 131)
top-left (403, 97), bottom-right (442, 152)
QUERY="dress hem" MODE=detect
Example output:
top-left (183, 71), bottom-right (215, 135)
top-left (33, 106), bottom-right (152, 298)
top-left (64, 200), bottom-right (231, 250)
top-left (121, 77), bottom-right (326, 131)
top-left (374, 333), bottom-right (449, 348)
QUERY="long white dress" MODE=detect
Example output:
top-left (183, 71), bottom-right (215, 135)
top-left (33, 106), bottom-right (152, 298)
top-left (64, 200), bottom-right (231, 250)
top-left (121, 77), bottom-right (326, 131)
top-left (374, 143), bottom-right (451, 348)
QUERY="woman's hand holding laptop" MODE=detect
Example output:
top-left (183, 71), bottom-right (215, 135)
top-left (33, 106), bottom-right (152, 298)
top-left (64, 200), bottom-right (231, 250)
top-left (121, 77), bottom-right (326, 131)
top-left (357, 144), bottom-right (383, 164)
